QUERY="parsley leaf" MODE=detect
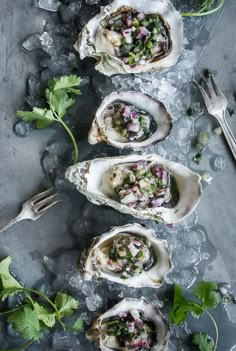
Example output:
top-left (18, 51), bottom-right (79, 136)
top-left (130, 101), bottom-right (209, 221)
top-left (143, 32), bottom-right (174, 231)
top-left (192, 333), bottom-right (215, 351)
top-left (32, 302), bottom-right (56, 328)
top-left (170, 285), bottom-right (203, 325)
top-left (16, 108), bottom-right (55, 128)
top-left (51, 75), bottom-right (81, 94)
top-left (7, 306), bottom-right (42, 341)
top-left (0, 257), bottom-right (83, 350)
top-left (72, 318), bottom-right (84, 332)
top-left (193, 281), bottom-right (220, 310)
top-left (0, 257), bottom-right (22, 290)
top-left (55, 292), bottom-right (79, 318)
top-left (17, 75), bottom-right (82, 163)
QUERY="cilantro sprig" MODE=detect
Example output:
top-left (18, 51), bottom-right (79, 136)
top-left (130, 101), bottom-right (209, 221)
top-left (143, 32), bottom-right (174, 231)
top-left (170, 281), bottom-right (221, 351)
top-left (0, 257), bottom-right (83, 351)
top-left (181, 0), bottom-right (225, 17)
top-left (17, 75), bottom-right (81, 164)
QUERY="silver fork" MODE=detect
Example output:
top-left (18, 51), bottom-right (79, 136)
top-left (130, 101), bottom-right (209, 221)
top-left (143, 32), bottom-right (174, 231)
top-left (194, 76), bottom-right (236, 160)
top-left (0, 188), bottom-right (61, 233)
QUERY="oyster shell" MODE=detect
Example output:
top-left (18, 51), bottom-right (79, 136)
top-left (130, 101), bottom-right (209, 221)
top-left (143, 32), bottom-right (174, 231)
top-left (87, 297), bottom-right (169, 351)
top-left (75, 0), bottom-right (184, 76)
top-left (89, 91), bottom-right (172, 150)
top-left (80, 223), bottom-right (172, 288)
top-left (65, 154), bottom-right (202, 224)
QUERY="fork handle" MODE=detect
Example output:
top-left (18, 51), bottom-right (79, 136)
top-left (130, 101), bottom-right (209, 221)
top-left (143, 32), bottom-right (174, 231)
top-left (0, 215), bottom-right (23, 233)
top-left (216, 113), bottom-right (236, 160)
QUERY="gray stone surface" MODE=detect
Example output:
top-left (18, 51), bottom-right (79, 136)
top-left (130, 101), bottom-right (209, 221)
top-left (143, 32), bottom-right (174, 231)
top-left (0, 0), bottom-right (236, 350)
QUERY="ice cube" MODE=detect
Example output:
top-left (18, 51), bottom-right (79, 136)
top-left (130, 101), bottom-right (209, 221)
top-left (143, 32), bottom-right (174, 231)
top-left (14, 121), bottom-right (35, 137)
top-left (86, 294), bottom-right (103, 311)
top-left (35, 0), bottom-right (61, 12)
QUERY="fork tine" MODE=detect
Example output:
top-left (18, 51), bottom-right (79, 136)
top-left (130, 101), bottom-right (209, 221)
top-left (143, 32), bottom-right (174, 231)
top-left (30, 187), bottom-right (54, 204)
top-left (193, 80), bottom-right (211, 105)
top-left (33, 194), bottom-right (58, 211)
top-left (37, 200), bottom-right (62, 214)
top-left (201, 78), bottom-right (213, 98)
top-left (210, 76), bottom-right (224, 97)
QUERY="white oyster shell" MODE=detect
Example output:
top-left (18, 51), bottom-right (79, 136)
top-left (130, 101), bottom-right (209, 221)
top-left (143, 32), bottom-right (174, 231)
top-left (65, 154), bottom-right (202, 224)
top-left (87, 297), bottom-right (169, 351)
top-left (80, 223), bottom-right (172, 288)
top-left (75, 0), bottom-right (184, 76)
top-left (89, 91), bottom-right (172, 150)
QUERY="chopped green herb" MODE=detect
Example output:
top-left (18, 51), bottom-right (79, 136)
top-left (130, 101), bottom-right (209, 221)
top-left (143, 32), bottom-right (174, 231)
top-left (17, 75), bottom-right (81, 164)
top-left (186, 107), bottom-right (194, 116)
top-left (0, 257), bottom-right (83, 351)
top-left (204, 69), bottom-right (214, 79)
top-left (170, 281), bottom-right (221, 351)
top-left (193, 152), bottom-right (203, 164)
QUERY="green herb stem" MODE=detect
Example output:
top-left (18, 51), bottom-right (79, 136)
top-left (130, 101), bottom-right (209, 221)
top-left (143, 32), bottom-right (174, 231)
top-left (58, 118), bottom-right (78, 164)
top-left (51, 109), bottom-right (78, 164)
top-left (181, 0), bottom-right (225, 17)
top-left (205, 310), bottom-right (218, 351)
top-left (0, 305), bottom-right (24, 316)
top-left (0, 339), bottom-right (34, 351)
top-left (7, 287), bottom-right (65, 330)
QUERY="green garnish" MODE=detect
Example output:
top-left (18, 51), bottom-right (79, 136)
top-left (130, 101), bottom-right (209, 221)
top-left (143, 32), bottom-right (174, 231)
top-left (192, 333), bottom-right (215, 351)
top-left (170, 281), bottom-right (221, 351)
top-left (16, 75), bottom-right (82, 164)
top-left (204, 69), bottom-right (214, 79)
top-left (181, 0), bottom-right (225, 17)
top-left (0, 257), bottom-right (83, 351)
top-left (193, 152), bottom-right (203, 164)
top-left (186, 107), bottom-right (194, 116)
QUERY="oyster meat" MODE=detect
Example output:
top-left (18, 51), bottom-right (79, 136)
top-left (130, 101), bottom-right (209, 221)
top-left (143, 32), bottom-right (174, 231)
top-left (80, 223), bottom-right (172, 288)
top-left (87, 297), bottom-right (169, 351)
top-left (89, 91), bottom-right (172, 150)
top-left (75, 0), bottom-right (184, 75)
top-left (65, 154), bottom-right (202, 224)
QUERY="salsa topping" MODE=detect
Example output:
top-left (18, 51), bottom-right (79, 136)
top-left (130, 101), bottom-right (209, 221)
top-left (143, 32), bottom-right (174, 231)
top-left (106, 234), bottom-right (154, 279)
top-left (104, 102), bottom-right (154, 141)
top-left (104, 309), bottom-right (156, 350)
top-left (105, 11), bottom-right (171, 66)
top-left (109, 161), bottom-right (173, 210)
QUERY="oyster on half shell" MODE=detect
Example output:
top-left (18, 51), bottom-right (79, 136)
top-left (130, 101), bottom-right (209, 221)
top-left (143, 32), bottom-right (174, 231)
top-left (75, 0), bottom-right (184, 76)
top-left (80, 223), bottom-right (172, 288)
top-left (89, 91), bottom-right (172, 150)
top-left (87, 297), bottom-right (169, 351)
top-left (65, 154), bottom-right (202, 224)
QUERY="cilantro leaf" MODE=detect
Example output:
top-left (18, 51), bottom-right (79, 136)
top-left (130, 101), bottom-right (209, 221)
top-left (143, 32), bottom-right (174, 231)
top-left (7, 306), bottom-right (42, 341)
top-left (16, 108), bottom-right (55, 128)
top-left (33, 302), bottom-right (56, 328)
top-left (50, 75), bottom-right (81, 94)
top-left (192, 333), bottom-right (215, 351)
top-left (55, 292), bottom-right (79, 318)
top-left (72, 317), bottom-right (84, 332)
top-left (0, 256), bottom-right (22, 290)
top-left (46, 89), bottom-right (75, 119)
top-left (170, 285), bottom-right (203, 325)
top-left (193, 281), bottom-right (220, 310)
top-left (0, 287), bottom-right (24, 301)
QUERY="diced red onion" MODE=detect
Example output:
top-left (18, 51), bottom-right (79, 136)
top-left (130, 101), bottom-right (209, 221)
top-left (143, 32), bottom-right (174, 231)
top-left (126, 18), bottom-right (132, 27)
top-left (137, 160), bottom-right (147, 170)
top-left (140, 26), bottom-right (150, 36)
top-left (123, 105), bottom-right (132, 117)
top-left (123, 29), bottom-right (132, 37)
top-left (107, 105), bottom-right (114, 110)
top-left (127, 12), bottom-right (132, 19)
top-left (130, 111), bottom-right (137, 119)
top-left (139, 200), bottom-right (148, 208)
top-left (137, 12), bottom-right (145, 20)
top-left (154, 44), bottom-right (162, 53)
top-left (156, 170), bottom-right (163, 179)
top-left (162, 171), bottom-right (168, 185)
top-left (151, 197), bottom-right (164, 208)
top-left (127, 123), bottom-right (140, 133)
